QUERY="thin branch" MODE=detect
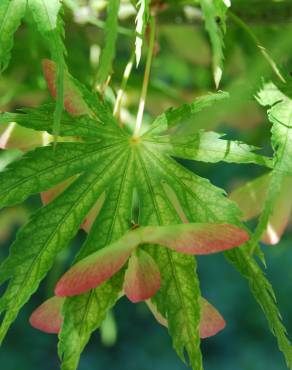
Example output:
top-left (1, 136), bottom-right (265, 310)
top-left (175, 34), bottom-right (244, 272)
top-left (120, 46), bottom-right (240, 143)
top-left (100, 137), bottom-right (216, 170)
top-left (228, 11), bottom-right (286, 83)
top-left (114, 50), bottom-right (135, 122)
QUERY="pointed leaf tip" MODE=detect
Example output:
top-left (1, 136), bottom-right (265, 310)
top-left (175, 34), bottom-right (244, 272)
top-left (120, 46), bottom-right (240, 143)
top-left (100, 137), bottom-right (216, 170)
top-left (124, 250), bottom-right (161, 303)
top-left (55, 233), bottom-right (140, 297)
top-left (42, 59), bottom-right (91, 116)
top-left (29, 297), bottom-right (64, 334)
top-left (143, 223), bottom-right (249, 255)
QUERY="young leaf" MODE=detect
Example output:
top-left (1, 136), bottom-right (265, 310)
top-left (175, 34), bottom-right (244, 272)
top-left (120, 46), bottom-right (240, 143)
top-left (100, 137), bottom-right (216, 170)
top-left (124, 249), bottom-right (161, 303)
top-left (96, 0), bottom-right (120, 86)
top-left (135, 0), bottom-right (150, 67)
top-left (199, 0), bottom-right (229, 87)
top-left (30, 296), bottom-right (65, 334)
top-left (0, 0), bottom-right (26, 72)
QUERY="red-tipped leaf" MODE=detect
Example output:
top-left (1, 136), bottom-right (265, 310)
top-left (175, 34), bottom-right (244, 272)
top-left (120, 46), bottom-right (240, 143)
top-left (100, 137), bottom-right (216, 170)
top-left (29, 296), bottom-right (64, 334)
top-left (55, 232), bottom-right (141, 297)
top-left (142, 223), bottom-right (249, 255)
top-left (42, 59), bottom-right (91, 116)
top-left (124, 250), bottom-right (161, 303)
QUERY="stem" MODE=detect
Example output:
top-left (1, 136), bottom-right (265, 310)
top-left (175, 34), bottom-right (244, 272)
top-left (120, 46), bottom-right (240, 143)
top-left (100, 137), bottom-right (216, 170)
top-left (133, 16), bottom-right (156, 138)
top-left (228, 11), bottom-right (286, 83)
top-left (113, 50), bottom-right (135, 121)
top-left (87, 17), bottom-right (134, 38)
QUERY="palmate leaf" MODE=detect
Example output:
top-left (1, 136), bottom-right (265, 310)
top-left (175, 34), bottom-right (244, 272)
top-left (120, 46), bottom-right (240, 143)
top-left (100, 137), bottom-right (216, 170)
top-left (247, 82), bottom-right (292, 246)
top-left (1, 71), bottom-right (292, 370)
top-left (0, 0), bottom-right (27, 72)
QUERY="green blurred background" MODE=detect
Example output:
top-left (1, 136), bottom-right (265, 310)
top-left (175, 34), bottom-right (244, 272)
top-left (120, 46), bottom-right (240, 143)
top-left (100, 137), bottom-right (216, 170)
top-left (1, 1), bottom-right (292, 369)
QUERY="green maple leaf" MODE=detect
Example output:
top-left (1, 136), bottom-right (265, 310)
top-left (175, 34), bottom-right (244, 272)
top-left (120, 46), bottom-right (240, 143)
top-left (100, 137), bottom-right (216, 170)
top-left (243, 82), bottom-right (292, 247)
top-left (0, 65), bottom-right (291, 370)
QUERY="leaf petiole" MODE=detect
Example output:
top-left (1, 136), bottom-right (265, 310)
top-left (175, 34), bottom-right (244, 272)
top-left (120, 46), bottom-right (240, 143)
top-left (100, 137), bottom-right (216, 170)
top-left (133, 15), bottom-right (156, 138)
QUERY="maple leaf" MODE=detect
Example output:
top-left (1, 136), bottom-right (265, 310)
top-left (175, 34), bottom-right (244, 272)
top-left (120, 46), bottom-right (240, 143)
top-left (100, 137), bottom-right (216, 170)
top-left (0, 63), bottom-right (292, 370)
top-left (236, 81), bottom-right (292, 248)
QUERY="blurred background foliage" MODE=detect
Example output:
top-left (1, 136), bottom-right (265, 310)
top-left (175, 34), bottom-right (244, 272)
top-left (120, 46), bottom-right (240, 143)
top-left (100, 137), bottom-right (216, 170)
top-left (1, 0), bottom-right (292, 369)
